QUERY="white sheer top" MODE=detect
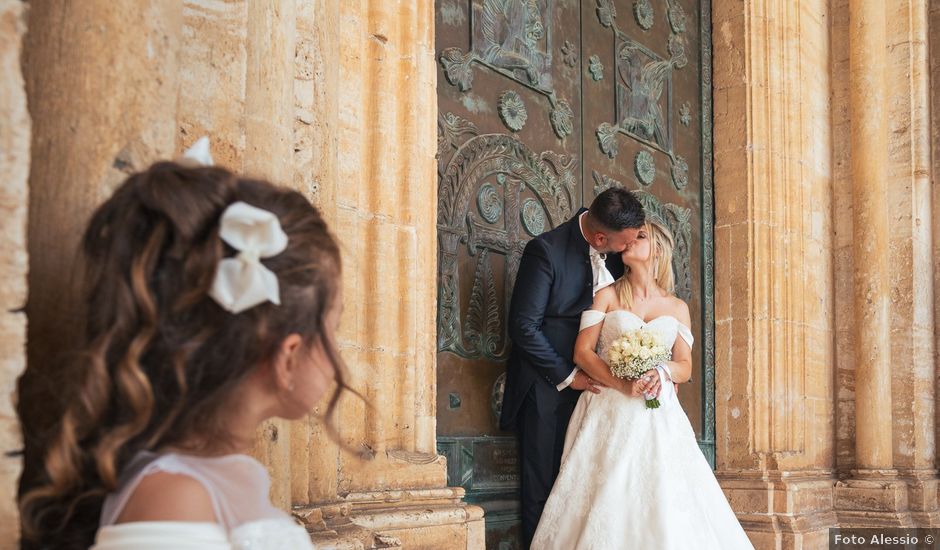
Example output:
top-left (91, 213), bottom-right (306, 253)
top-left (92, 452), bottom-right (315, 550)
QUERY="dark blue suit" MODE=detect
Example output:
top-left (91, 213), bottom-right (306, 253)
top-left (500, 209), bottom-right (624, 548)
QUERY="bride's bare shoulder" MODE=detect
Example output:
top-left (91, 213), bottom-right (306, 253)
top-left (592, 286), bottom-right (619, 312)
top-left (667, 295), bottom-right (691, 324)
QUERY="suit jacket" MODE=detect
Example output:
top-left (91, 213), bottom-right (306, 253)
top-left (500, 209), bottom-right (625, 430)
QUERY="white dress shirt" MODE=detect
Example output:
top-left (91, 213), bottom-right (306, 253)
top-left (557, 212), bottom-right (616, 391)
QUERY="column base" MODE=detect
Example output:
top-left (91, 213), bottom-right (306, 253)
top-left (900, 469), bottom-right (940, 527)
top-left (834, 469), bottom-right (940, 528)
top-left (718, 469), bottom-right (837, 550)
top-left (297, 487), bottom-right (485, 550)
top-left (834, 470), bottom-right (913, 527)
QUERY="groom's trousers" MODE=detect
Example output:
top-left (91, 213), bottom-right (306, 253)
top-left (516, 384), bottom-right (579, 550)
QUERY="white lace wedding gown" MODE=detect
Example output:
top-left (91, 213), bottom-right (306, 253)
top-left (531, 310), bottom-right (753, 550)
top-left (92, 452), bottom-right (315, 550)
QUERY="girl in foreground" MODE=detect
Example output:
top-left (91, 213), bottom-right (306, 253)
top-left (21, 151), bottom-right (346, 549)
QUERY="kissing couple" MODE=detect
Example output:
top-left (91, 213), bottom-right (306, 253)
top-left (501, 188), bottom-right (753, 550)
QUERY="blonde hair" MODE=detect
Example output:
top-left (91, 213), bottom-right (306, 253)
top-left (615, 221), bottom-right (675, 309)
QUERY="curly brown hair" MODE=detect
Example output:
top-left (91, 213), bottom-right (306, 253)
top-left (19, 161), bottom-right (349, 549)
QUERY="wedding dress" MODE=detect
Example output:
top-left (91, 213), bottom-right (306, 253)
top-left (92, 452), bottom-right (315, 550)
top-left (531, 310), bottom-right (753, 550)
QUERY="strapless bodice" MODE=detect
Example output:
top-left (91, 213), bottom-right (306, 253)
top-left (582, 309), bottom-right (693, 362)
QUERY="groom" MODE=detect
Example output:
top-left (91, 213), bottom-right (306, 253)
top-left (500, 187), bottom-right (646, 548)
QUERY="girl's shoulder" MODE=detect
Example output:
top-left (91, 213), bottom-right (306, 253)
top-left (102, 452), bottom-right (280, 530)
top-left (116, 470), bottom-right (216, 523)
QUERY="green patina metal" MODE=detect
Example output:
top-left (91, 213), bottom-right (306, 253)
top-left (699, 0), bottom-right (716, 467)
top-left (498, 90), bottom-right (528, 131)
top-left (588, 55), bottom-right (605, 81)
top-left (634, 149), bottom-right (656, 185)
top-left (634, 0), bottom-right (655, 30)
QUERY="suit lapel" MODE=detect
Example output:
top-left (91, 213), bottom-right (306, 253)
top-left (566, 209), bottom-right (592, 301)
top-left (567, 208), bottom-right (590, 260)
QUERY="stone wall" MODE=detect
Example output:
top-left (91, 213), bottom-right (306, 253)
top-left (0, 1), bottom-right (29, 546)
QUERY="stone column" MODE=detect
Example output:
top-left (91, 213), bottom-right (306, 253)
top-left (0, 0), bottom-right (29, 542)
top-left (833, 0), bottom-right (938, 527)
top-left (18, 0), bottom-right (182, 489)
top-left (242, 0), bottom-right (298, 510)
top-left (288, 0), bottom-right (341, 509)
top-left (294, 2), bottom-right (483, 548)
top-left (848, 0), bottom-right (892, 473)
top-left (712, 0), bottom-right (837, 547)
top-left (884, 0), bottom-right (938, 524)
top-left (932, 0), bottom-right (940, 469)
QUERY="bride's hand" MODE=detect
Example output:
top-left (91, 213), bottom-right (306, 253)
top-left (634, 370), bottom-right (661, 398)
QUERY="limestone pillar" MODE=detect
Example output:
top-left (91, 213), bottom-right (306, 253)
top-left (174, 2), bottom-right (482, 546)
top-left (242, 0), bottom-right (298, 510)
top-left (293, 1), bottom-right (483, 547)
top-left (287, 0), bottom-right (341, 509)
top-left (0, 0), bottom-right (29, 542)
top-left (848, 0), bottom-right (892, 472)
top-left (932, 0), bottom-right (940, 468)
top-left (17, 0), bottom-right (182, 489)
top-left (833, 0), bottom-right (938, 527)
top-left (712, 0), bottom-right (836, 546)
top-left (883, 0), bottom-right (937, 524)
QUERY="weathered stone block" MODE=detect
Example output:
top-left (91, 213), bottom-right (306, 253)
top-left (0, 0), bottom-right (29, 544)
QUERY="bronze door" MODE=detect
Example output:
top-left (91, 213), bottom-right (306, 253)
top-left (435, 1), bottom-right (714, 547)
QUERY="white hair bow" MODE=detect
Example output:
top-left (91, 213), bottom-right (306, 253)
top-left (209, 201), bottom-right (289, 314)
top-left (177, 137), bottom-right (286, 313)
top-left (179, 136), bottom-right (215, 167)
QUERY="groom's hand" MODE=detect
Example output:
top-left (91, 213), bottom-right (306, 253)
top-left (570, 371), bottom-right (602, 394)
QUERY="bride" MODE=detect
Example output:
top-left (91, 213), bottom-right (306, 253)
top-left (530, 218), bottom-right (753, 550)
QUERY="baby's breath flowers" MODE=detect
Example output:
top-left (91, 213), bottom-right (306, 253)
top-left (607, 328), bottom-right (671, 409)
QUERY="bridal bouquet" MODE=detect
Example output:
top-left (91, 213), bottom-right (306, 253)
top-left (606, 328), bottom-right (671, 409)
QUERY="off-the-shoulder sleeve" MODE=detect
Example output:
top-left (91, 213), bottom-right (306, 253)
top-left (676, 322), bottom-right (694, 348)
top-left (579, 310), bottom-right (606, 331)
top-left (92, 522), bottom-right (232, 550)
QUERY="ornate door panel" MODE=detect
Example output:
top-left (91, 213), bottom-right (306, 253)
top-left (435, 1), bottom-right (713, 547)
